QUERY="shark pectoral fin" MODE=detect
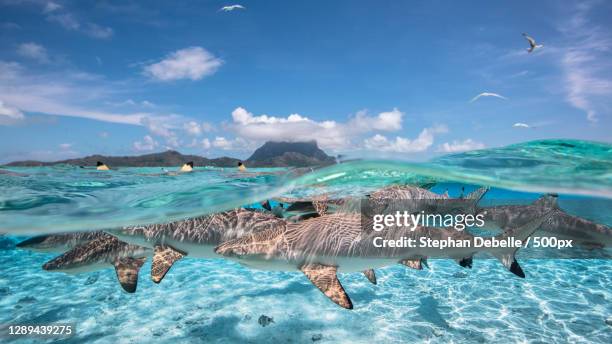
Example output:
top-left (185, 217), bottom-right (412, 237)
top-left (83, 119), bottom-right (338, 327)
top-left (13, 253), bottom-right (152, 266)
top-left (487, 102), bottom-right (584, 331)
top-left (300, 263), bottom-right (353, 309)
top-left (399, 258), bottom-right (424, 270)
top-left (362, 269), bottom-right (377, 284)
top-left (151, 245), bottom-right (185, 284)
top-left (113, 257), bottom-right (146, 293)
top-left (456, 256), bottom-right (473, 269)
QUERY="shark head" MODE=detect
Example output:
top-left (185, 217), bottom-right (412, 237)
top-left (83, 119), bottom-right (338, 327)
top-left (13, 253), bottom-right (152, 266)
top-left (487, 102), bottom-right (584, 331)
top-left (16, 235), bottom-right (51, 252)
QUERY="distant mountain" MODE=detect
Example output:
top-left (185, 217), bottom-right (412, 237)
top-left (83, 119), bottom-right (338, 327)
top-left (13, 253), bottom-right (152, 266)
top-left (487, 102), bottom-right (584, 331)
top-left (5, 150), bottom-right (240, 168)
top-left (246, 141), bottom-right (336, 167)
top-left (4, 141), bottom-right (336, 168)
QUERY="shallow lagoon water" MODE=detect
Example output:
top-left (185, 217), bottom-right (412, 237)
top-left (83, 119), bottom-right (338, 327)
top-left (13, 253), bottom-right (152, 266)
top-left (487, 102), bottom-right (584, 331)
top-left (0, 139), bottom-right (611, 343)
top-left (1, 246), bottom-right (611, 343)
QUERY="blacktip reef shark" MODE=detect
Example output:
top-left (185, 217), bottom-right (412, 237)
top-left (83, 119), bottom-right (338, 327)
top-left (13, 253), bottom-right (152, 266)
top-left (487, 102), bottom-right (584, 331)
top-left (215, 209), bottom-right (555, 309)
top-left (110, 208), bottom-right (287, 284)
top-left (271, 185), bottom-right (489, 219)
top-left (41, 234), bottom-right (152, 293)
top-left (16, 231), bottom-right (109, 253)
top-left (479, 194), bottom-right (612, 249)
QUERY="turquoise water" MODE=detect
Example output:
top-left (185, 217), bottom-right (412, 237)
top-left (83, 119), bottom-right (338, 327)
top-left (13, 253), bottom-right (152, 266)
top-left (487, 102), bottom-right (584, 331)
top-left (1, 139), bottom-right (611, 343)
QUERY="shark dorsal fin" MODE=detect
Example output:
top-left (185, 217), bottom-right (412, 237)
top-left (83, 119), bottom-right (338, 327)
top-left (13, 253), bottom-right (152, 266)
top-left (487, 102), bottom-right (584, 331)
top-left (300, 263), bottom-right (353, 309)
top-left (362, 269), bottom-right (377, 284)
top-left (399, 258), bottom-right (427, 270)
top-left (113, 257), bottom-right (146, 293)
top-left (151, 245), bottom-right (185, 284)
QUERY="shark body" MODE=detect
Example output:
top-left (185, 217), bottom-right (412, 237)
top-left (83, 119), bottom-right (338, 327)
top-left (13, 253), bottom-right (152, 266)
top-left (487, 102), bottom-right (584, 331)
top-left (42, 235), bottom-right (152, 292)
top-left (110, 208), bottom-right (287, 283)
top-left (16, 231), bottom-right (109, 253)
top-left (215, 209), bottom-right (554, 308)
top-left (480, 195), bottom-right (612, 248)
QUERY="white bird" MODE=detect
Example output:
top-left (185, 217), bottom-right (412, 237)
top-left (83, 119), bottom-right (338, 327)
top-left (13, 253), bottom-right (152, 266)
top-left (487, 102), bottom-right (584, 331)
top-left (522, 33), bottom-right (543, 53)
top-left (513, 122), bottom-right (530, 128)
top-left (470, 92), bottom-right (507, 103)
top-left (220, 4), bottom-right (245, 12)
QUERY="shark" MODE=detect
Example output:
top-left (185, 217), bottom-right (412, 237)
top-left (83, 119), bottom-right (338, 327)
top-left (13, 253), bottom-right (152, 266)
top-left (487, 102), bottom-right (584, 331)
top-left (41, 235), bottom-right (152, 293)
top-left (215, 208), bottom-right (555, 309)
top-left (16, 231), bottom-right (109, 253)
top-left (479, 194), bottom-right (612, 249)
top-left (271, 185), bottom-right (488, 219)
top-left (109, 208), bottom-right (288, 284)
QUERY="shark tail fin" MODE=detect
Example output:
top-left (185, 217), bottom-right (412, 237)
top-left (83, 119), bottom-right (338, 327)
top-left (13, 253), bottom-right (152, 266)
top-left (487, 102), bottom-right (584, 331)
top-left (151, 245), bottom-right (185, 283)
top-left (465, 187), bottom-right (489, 205)
top-left (491, 210), bottom-right (555, 278)
top-left (301, 263), bottom-right (353, 309)
top-left (113, 257), bottom-right (146, 293)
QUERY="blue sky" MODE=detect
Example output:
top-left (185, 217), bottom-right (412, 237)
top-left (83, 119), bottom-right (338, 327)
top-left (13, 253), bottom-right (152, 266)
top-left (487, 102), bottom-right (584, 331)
top-left (0, 0), bottom-right (611, 163)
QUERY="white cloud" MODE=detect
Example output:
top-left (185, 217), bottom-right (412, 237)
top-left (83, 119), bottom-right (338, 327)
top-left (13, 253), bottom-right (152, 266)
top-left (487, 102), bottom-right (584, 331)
top-left (59, 143), bottom-right (72, 150)
top-left (350, 108), bottom-right (403, 131)
top-left (437, 139), bottom-right (485, 153)
top-left (144, 47), bottom-right (223, 81)
top-left (558, 2), bottom-right (612, 123)
top-left (212, 136), bottom-right (247, 150)
top-left (363, 125), bottom-right (448, 153)
top-left (0, 100), bottom-right (24, 125)
top-left (85, 23), bottom-right (113, 39)
top-left (183, 121), bottom-right (213, 136)
top-left (0, 100), bottom-right (24, 119)
top-left (46, 13), bottom-right (80, 30)
top-left (133, 135), bottom-right (158, 152)
top-left (513, 122), bottom-right (530, 128)
top-left (44, 7), bottom-right (113, 39)
top-left (99, 131), bottom-right (109, 139)
top-left (43, 1), bottom-right (62, 13)
top-left (17, 42), bottom-right (49, 63)
top-left (469, 92), bottom-right (507, 103)
top-left (229, 106), bottom-right (406, 150)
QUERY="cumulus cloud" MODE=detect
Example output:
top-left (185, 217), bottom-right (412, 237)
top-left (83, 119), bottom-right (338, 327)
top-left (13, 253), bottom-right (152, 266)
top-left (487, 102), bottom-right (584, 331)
top-left (229, 106), bottom-right (405, 150)
top-left (363, 125), bottom-right (448, 153)
top-left (133, 135), bottom-right (158, 152)
top-left (350, 108), bottom-right (403, 131)
top-left (144, 47), bottom-right (223, 81)
top-left (184, 121), bottom-right (213, 136)
top-left (17, 42), bottom-right (49, 63)
top-left (437, 139), bottom-right (485, 153)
